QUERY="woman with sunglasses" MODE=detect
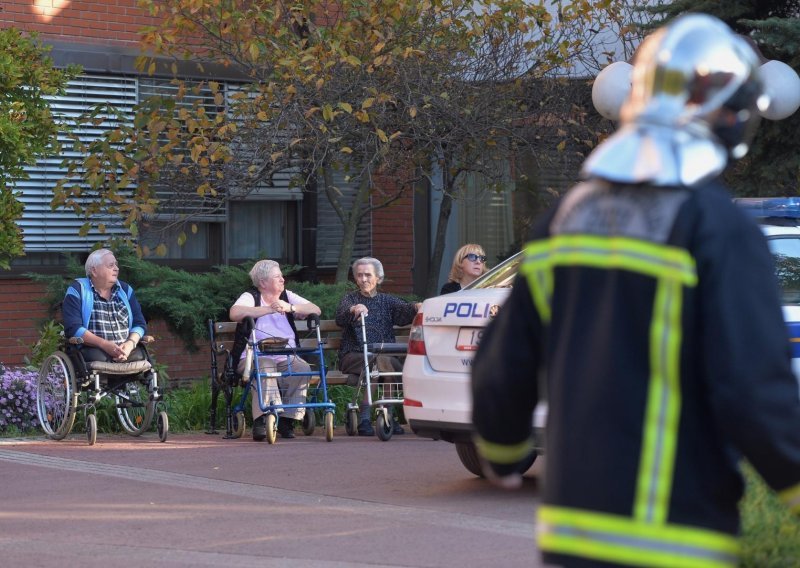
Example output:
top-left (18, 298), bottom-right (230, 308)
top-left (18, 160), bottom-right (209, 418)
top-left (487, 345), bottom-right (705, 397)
top-left (440, 244), bottom-right (488, 294)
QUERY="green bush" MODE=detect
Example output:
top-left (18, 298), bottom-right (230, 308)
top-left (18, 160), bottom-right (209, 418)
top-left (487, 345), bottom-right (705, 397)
top-left (740, 462), bottom-right (800, 567)
top-left (28, 248), bottom-right (360, 354)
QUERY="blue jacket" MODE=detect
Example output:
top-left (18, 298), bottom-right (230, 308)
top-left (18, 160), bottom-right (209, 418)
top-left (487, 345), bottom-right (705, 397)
top-left (62, 277), bottom-right (147, 340)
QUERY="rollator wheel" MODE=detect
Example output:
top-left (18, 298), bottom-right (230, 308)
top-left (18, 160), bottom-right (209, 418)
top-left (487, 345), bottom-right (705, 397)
top-left (37, 351), bottom-right (78, 440)
top-left (233, 411), bottom-right (245, 439)
top-left (376, 412), bottom-right (393, 441)
top-left (324, 412), bottom-right (334, 442)
top-left (302, 411), bottom-right (316, 436)
top-left (157, 411), bottom-right (169, 443)
top-left (265, 413), bottom-right (277, 445)
top-left (86, 414), bottom-right (97, 446)
top-left (345, 409), bottom-right (359, 437)
top-left (116, 381), bottom-right (155, 436)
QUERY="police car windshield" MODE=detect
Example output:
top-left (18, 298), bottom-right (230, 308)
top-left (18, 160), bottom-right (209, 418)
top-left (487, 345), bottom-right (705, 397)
top-left (466, 252), bottom-right (522, 290)
top-left (767, 237), bottom-right (800, 305)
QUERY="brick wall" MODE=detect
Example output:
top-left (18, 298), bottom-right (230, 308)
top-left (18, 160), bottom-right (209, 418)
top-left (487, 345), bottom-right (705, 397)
top-left (0, 279), bottom-right (209, 384)
top-left (371, 181), bottom-right (416, 295)
top-left (0, 279), bottom-right (51, 365)
top-left (0, 0), bottom-right (158, 45)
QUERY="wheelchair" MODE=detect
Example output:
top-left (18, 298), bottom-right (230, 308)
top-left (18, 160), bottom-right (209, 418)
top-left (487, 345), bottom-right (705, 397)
top-left (36, 335), bottom-right (168, 445)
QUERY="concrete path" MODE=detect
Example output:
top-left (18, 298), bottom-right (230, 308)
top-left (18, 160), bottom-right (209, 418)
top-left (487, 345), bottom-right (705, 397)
top-left (0, 430), bottom-right (544, 567)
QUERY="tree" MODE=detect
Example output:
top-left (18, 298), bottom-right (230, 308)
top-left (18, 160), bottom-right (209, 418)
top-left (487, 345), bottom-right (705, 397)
top-left (0, 29), bottom-right (79, 269)
top-left (55, 1), bottom-right (645, 292)
top-left (644, 1), bottom-right (800, 196)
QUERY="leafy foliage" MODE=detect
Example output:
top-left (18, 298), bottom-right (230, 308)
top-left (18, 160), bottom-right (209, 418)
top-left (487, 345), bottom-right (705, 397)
top-left (0, 29), bottom-right (80, 268)
top-left (740, 462), bottom-right (800, 567)
top-left (53, 1), bottom-right (643, 288)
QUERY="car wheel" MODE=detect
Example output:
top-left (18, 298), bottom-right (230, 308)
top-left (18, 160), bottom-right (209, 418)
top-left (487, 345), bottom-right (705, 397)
top-left (456, 441), bottom-right (538, 478)
top-left (455, 441), bottom-right (484, 477)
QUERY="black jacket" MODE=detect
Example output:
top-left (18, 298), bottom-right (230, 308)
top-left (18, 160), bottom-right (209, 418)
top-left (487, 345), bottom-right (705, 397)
top-left (472, 179), bottom-right (800, 567)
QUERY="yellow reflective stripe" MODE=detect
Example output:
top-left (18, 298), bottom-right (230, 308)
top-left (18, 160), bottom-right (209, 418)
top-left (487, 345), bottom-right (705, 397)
top-left (520, 256), bottom-right (552, 323)
top-left (778, 482), bottom-right (800, 514)
top-left (474, 435), bottom-right (535, 465)
top-left (524, 235), bottom-right (697, 286)
top-left (538, 506), bottom-right (739, 568)
top-left (636, 278), bottom-right (682, 524)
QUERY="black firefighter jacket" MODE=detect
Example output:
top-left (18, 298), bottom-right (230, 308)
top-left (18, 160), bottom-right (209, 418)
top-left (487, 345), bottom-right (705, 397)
top-left (472, 178), bottom-right (800, 568)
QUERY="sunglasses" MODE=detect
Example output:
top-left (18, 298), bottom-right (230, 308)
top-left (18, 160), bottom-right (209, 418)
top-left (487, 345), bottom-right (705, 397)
top-left (463, 253), bottom-right (487, 263)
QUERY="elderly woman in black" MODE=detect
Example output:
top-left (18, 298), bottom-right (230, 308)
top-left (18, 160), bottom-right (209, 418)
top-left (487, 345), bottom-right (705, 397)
top-left (335, 257), bottom-right (420, 436)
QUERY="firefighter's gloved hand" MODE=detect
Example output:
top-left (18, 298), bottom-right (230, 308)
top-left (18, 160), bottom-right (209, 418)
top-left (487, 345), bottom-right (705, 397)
top-left (480, 457), bottom-right (529, 490)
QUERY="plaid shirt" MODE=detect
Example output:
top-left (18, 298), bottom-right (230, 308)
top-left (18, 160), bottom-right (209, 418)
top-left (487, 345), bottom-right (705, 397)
top-left (87, 284), bottom-right (130, 343)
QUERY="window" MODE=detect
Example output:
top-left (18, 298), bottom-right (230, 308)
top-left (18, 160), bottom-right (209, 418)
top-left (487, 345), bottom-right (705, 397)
top-left (228, 200), bottom-right (297, 263)
top-left (13, 69), bottom-right (374, 273)
top-left (15, 75), bottom-right (137, 257)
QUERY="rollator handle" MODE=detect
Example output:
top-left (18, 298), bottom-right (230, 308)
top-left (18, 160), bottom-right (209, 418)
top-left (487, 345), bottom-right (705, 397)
top-left (307, 313), bottom-right (320, 329)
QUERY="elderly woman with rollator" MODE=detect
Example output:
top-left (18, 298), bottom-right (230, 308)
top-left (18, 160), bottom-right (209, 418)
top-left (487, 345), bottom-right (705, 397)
top-left (335, 257), bottom-right (421, 436)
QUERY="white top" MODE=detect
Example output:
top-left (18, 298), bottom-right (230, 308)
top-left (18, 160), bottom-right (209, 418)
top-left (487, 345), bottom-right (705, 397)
top-left (233, 290), bottom-right (310, 362)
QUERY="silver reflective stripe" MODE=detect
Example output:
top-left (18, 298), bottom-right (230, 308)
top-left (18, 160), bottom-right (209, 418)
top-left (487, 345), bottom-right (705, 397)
top-left (538, 517), bottom-right (739, 567)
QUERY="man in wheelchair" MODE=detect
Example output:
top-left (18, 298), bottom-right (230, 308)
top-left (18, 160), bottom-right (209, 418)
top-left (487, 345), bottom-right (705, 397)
top-left (36, 248), bottom-right (167, 444)
top-left (62, 248), bottom-right (147, 367)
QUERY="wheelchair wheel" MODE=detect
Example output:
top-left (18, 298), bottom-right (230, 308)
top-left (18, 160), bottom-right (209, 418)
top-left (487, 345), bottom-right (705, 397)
top-left (345, 408), bottom-right (359, 437)
top-left (376, 412), bottom-right (393, 441)
top-left (302, 410), bottom-right (316, 436)
top-left (265, 413), bottom-right (277, 445)
top-left (157, 411), bottom-right (169, 443)
top-left (233, 411), bottom-right (246, 439)
top-left (324, 411), bottom-right (334, 442)
top-left (37, 351), bottom-right (78, 440)
top-left (86, 414), bottom-right (97, 446)
top-left (116, 380), bottom-right (155, 436)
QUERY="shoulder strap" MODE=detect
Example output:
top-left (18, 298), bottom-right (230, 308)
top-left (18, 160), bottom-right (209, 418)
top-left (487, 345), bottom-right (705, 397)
top-left (281, 290), bottom-right (299, 346)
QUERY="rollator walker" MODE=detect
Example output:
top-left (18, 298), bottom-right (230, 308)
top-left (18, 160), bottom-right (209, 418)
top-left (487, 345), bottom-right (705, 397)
top-left (344, 313), bottom-right (407, 441)
top-left (209, 314), bottom-right (336, 443)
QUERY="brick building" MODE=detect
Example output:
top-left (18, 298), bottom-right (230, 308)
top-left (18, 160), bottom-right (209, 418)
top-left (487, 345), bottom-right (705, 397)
top-left (0, 1), bottom-right (539, 381)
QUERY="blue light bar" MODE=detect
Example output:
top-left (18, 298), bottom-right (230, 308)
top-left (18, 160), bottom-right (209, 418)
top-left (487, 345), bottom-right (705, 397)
top-left (735, 197), bottom-right (800, 219)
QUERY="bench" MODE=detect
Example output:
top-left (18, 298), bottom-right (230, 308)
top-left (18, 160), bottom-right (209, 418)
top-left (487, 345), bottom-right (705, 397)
top-left (206, 316), bottom-right (409, 435)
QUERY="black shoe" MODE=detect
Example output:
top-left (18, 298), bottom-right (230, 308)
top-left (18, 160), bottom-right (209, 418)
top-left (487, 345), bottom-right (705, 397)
top-left (357, 418), bottom-right (374, 436)
top-left (392, 419), bottom-right (405, 435)
top-left (252, 415), bottom-right (267, 441)
top-left (277, 418), bottom-right (296, 439)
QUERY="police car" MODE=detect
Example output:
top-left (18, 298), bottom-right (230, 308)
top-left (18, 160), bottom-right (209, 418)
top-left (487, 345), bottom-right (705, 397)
top-left (404, 198), bottom-right (800, 477)
top-left (736, 197), bottom-right (800, 380)
top-left (402, 251), bottom-right (540, 477)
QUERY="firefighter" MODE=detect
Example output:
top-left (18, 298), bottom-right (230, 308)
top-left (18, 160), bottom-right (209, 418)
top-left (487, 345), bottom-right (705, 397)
top-left (471, 13), bottom-right (800, 568)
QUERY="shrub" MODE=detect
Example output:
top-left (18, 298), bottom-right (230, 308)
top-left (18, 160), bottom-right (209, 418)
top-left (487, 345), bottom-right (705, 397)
top-left (0, 364), bottom-right (40, 433)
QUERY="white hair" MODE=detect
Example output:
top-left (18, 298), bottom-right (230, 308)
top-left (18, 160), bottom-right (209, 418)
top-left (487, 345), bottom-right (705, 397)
top-left (85, 249), bottom-right (114, 278)
top-left (351, 257), bottom-right (384, 284)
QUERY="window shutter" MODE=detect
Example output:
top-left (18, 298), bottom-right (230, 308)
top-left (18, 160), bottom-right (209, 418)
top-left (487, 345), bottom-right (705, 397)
top-left (17, 74), bottom-right (137, 251)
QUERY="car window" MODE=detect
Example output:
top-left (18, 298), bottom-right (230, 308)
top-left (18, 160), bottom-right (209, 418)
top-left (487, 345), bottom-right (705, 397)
top-left (466, 252), bottom-right (522, 290)
top-left (768, 236), bottom-right (800, 304)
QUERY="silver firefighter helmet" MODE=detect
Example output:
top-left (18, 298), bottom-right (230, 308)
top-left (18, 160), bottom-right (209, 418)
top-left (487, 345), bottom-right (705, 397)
top-left (583, 14), bottom-right (769, 187)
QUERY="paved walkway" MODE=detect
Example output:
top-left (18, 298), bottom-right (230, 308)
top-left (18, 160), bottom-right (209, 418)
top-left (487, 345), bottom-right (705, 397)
top-left (0, 432), bottom-right (544, 567)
